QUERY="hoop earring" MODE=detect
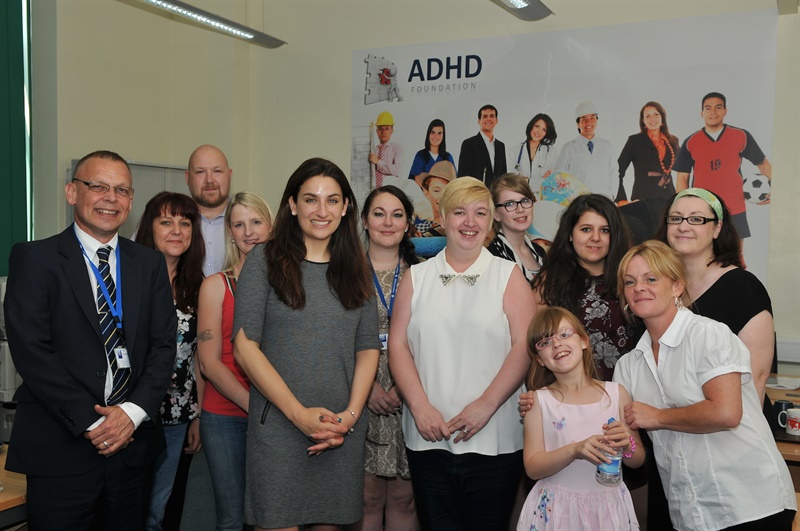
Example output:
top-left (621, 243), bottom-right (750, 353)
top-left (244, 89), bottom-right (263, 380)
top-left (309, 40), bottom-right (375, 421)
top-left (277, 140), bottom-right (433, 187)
top-left (623, 304), bottom-right (635, 317)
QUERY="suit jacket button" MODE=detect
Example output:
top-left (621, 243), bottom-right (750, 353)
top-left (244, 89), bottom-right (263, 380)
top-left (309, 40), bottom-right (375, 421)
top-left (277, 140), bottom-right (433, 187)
top-left (96, 370), bottom-right (106, 378)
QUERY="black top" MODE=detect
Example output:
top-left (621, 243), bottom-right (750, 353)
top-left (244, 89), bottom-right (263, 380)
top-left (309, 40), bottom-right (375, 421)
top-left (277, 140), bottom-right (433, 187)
top-left (691, 268), bottom-right (772, 334)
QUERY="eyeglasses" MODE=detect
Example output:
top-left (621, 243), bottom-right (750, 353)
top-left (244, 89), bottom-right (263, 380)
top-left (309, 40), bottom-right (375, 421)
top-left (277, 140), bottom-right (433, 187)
top-left (495, 198), bottom-right (534, 212)
top-left (665, 215), bottom-right (716, 226)
top-left (73, 178), bottom-right (134, 199)
top-left (534, 328), bottom-right (576, 352)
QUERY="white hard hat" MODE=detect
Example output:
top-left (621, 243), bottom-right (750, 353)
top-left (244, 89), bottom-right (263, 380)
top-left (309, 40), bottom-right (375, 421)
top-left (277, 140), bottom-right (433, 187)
top-left (575, 101), bottom-right (598, 119)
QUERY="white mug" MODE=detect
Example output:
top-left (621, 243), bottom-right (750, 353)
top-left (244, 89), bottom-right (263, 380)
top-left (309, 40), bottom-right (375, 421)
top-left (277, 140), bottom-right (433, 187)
top-left (786, 408), bottom-right (800, 436)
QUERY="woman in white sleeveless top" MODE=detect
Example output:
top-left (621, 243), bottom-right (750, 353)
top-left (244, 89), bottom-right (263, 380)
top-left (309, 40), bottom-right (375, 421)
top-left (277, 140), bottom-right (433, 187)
top-left (389, 177), bottom-right (537, 530)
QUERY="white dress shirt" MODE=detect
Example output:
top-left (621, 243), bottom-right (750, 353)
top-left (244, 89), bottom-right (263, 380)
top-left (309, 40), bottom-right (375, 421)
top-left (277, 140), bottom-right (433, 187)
top-left (74, 224), bottom-right (147, 430)
top-left (613, 308), bottom-right (795, 530)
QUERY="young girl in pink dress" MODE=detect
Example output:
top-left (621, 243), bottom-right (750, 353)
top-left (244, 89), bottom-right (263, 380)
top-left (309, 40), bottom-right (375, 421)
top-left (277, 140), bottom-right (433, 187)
top-left (517, 307), bottom-right (645, 531)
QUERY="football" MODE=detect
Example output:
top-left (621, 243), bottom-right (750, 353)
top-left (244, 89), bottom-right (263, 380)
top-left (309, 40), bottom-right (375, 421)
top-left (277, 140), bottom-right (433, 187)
top-left (742, 174), bottom-right (771, 204)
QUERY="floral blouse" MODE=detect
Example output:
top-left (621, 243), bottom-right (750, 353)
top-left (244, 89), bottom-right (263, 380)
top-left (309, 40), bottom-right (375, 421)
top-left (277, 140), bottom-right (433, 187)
top-left (579, 276), bottom-right (643, 381)
top-left (159, 306), bottom-right (199, 425)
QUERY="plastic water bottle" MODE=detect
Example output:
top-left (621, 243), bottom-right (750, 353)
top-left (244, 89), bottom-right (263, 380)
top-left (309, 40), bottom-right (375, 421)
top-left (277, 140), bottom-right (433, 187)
top-left (595, 417), bottom-right (622, 486)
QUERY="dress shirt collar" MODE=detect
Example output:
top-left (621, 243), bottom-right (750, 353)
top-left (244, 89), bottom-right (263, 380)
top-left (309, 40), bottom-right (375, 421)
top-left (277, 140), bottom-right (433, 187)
top-left (74, 223), bottom-right (119, 259)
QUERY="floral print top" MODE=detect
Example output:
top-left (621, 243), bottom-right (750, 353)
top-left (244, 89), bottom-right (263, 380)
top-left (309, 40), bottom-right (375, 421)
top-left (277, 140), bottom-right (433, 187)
top-left (579, 276), bottom-right (643, 381)
top-left (159, 306), bottom-right (199, 425)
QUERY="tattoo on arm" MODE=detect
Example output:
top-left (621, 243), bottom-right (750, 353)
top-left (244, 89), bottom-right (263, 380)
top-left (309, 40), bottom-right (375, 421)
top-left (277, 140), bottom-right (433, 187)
top-left (198, 329), bottom-right (214, 342)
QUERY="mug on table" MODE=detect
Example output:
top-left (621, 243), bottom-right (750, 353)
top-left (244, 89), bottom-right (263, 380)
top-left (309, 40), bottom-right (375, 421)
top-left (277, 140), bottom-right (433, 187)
top-left (774, 399), bottom-right (793, 427)
top-left (784, 408), bottom-right (800, 436)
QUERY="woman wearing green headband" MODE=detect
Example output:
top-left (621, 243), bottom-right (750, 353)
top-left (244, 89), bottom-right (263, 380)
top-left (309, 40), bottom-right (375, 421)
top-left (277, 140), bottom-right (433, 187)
top-left (648, 189), bottom-right (776, 529)
top-left (655, 187), bottom-right (774, 406)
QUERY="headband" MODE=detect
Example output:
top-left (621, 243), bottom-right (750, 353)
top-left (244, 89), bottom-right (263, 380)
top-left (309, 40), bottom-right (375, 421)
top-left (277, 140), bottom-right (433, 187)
top-left (674, 188), bottom-right (723, 221)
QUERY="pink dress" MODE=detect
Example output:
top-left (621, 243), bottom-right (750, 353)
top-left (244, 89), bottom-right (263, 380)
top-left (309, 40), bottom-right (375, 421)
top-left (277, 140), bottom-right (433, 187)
top-left (517, 381), bottom-right (639, 531)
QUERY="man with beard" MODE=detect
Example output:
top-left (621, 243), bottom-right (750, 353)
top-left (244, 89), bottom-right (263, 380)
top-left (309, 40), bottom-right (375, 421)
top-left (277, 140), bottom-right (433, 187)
top-left (185, 145), bottom-right (233, 275)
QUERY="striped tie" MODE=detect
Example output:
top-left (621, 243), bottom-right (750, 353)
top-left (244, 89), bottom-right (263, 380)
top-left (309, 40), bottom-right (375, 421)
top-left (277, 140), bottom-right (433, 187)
top-left (96, 246), bottom-right (130, 405)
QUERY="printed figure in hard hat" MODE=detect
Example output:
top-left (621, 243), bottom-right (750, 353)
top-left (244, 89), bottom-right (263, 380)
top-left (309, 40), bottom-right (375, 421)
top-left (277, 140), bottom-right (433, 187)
top-left (457, 104), bottom-right (507, 188)
top-left (369, 111), bottom-right (404, 189)
top-left (554, 101), bottom-right (618, 199)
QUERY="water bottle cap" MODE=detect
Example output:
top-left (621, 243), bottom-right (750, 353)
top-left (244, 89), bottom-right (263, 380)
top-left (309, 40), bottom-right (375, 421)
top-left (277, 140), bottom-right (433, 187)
top-left (607, 417), bottom-right (615, 424)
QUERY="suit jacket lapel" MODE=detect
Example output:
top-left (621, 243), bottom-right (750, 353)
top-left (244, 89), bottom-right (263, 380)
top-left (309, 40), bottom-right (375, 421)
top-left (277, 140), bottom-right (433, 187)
top-left (119, 239), bottom-right (142, 359)
top-left (59, 227), bottom-right (103, 341)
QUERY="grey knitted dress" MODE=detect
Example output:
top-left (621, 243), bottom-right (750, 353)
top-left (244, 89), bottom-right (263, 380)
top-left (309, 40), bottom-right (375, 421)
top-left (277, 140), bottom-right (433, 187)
top-left (233, 247), bottom-right (380, 528)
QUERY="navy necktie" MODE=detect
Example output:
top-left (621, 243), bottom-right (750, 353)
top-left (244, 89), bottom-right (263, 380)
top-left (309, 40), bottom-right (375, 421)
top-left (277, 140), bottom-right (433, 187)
top-left (588, 140), bottom-right (594, 154)
top-left (96, 246), bottom-right (130, 405)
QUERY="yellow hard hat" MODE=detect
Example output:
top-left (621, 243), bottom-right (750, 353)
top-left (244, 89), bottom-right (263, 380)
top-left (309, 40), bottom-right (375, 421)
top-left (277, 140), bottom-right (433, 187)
top-left (376, 111), bottom-right (394, 126)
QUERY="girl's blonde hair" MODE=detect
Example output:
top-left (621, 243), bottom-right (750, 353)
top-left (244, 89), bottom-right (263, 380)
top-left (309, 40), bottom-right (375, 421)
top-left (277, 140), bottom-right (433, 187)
top-left (526, 307), bottom-right (601, 394)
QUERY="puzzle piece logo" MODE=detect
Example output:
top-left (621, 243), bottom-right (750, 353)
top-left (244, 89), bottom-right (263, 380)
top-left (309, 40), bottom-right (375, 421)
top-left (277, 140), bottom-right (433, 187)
top-left (364, 54), bottom-right (403, 105)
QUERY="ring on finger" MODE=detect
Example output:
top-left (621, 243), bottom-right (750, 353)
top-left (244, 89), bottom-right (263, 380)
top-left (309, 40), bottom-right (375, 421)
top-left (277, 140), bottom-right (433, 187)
top-left (102, 441), bottom-right (110, 448)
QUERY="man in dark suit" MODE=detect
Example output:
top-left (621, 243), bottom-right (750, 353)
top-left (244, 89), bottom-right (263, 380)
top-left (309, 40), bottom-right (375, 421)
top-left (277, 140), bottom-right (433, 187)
top-left (3, 150), bottom-right (176, 530)
top-left (457, 104), bottom-right (507, 187)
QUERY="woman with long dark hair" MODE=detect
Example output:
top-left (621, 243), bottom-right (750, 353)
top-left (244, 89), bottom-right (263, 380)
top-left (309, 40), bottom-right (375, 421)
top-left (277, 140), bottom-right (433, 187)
top-left (617, 101), bottom-right (680, 217)
top-left (408, 118), bottom-right (455, 181)
top-left (233, 158), bottom-right (380, 530)
top-left (135, 192), bottom-right (205, 531)
top-left (352, 185), bottom-right (420, 531)
top-left (530, 194), bottom-right (640, 380)
top-left (510, 113), bottom-right (558, 199)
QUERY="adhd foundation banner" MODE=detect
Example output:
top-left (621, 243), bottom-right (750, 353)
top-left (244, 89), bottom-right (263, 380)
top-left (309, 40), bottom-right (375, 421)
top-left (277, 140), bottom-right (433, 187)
top-left (350, 9), bottom-right (777, 282)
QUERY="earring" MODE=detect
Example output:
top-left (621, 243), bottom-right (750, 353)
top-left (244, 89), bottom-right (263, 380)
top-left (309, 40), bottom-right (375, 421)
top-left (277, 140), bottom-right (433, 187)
top-left (623, 304), bottom-right (635, 317)
top-left (230, 238), bottom-right (235, 244)
top-left (404, 227), bottom-right (408, 233)
top-left (291, 210), bottom-right (297, 216)
top-left (674, 296), bottom-right (684, 310)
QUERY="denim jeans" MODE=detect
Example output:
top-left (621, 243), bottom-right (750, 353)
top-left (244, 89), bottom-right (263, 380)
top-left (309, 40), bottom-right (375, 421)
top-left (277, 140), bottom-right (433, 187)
top-left (147, 422), bottom-right (189, 531)
top-left (200, 410), bottom-right (248, 531)
top-left (406, 448), bottom-right (523, 531)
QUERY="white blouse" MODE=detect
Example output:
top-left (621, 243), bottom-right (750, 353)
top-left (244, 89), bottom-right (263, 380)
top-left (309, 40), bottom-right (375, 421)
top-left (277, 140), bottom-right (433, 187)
top-left (403, 247), bottom-right (523, 456)
top-left (613, 308), bottom-right (795, 530)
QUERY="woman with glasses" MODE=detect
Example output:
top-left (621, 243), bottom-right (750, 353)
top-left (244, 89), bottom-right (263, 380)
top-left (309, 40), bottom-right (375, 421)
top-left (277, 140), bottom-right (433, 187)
top-left (654, 188), bottom-right (774, 406)
top-left (487, 173), bottom-right (546, 281)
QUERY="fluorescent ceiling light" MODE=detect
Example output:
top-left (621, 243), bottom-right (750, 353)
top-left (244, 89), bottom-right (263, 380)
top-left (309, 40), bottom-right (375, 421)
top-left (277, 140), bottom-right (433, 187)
top-left (134, 0), bottom-right (286, 48)
top-left (491, 0), bottom-right (553, 21)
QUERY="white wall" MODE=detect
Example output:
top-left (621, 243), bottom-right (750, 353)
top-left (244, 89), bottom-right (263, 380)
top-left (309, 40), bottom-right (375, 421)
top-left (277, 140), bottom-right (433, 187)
top-left (30, 0), bottom-right (799, 349)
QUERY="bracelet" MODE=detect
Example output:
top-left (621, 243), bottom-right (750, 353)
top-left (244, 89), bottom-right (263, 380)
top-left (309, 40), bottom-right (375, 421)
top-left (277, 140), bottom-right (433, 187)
top-left (622, 436), bottom-right (636, 459)
top-left (346, 409), bottom-right (357, 435)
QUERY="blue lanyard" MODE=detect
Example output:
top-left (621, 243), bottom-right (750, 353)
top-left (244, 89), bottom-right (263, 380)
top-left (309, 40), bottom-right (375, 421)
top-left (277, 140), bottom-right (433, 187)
top-left (80, 243), bottom-right (124, 329)
top-left (369, 254), bottom-right (401, 319)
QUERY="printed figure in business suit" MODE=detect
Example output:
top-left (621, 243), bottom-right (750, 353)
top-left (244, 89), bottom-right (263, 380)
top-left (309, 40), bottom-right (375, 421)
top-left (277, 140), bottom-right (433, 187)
top-left (3, 150), bottom-right (177, 530)
top-left (457, 104), bottom-right (507, 187)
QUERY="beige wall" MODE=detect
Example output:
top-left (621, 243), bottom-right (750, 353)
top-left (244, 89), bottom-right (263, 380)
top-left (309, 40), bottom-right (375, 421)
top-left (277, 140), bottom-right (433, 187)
top-left (31, 0), bottom-right (799, 346)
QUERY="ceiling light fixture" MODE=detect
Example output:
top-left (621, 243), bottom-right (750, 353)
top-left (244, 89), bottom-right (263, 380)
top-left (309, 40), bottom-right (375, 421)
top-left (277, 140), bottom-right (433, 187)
top-left (136, 0), bottom-right (286, 48)
top-left (490, 0), bottom-right (553, 21)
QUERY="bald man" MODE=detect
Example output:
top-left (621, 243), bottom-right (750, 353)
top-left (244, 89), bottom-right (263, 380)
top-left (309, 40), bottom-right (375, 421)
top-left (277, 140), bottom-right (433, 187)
top-left (185, 145), bottom-right (232, 275)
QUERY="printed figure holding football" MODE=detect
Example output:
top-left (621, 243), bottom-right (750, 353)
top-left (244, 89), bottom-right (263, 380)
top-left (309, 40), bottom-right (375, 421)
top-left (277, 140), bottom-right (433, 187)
top-left (674, 92), bottom-right (772, 239)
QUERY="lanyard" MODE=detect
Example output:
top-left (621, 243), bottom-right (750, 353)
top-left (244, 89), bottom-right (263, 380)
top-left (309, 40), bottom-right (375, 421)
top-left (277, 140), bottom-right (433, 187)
top-left (368, 254), bottom-right (401, 319)
top-left (80, 243), bottom-right (124, 329)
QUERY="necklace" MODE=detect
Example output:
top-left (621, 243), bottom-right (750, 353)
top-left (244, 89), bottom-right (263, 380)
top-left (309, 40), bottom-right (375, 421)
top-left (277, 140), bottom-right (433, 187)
top-left (657, 136), bottom-right (675, 175)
